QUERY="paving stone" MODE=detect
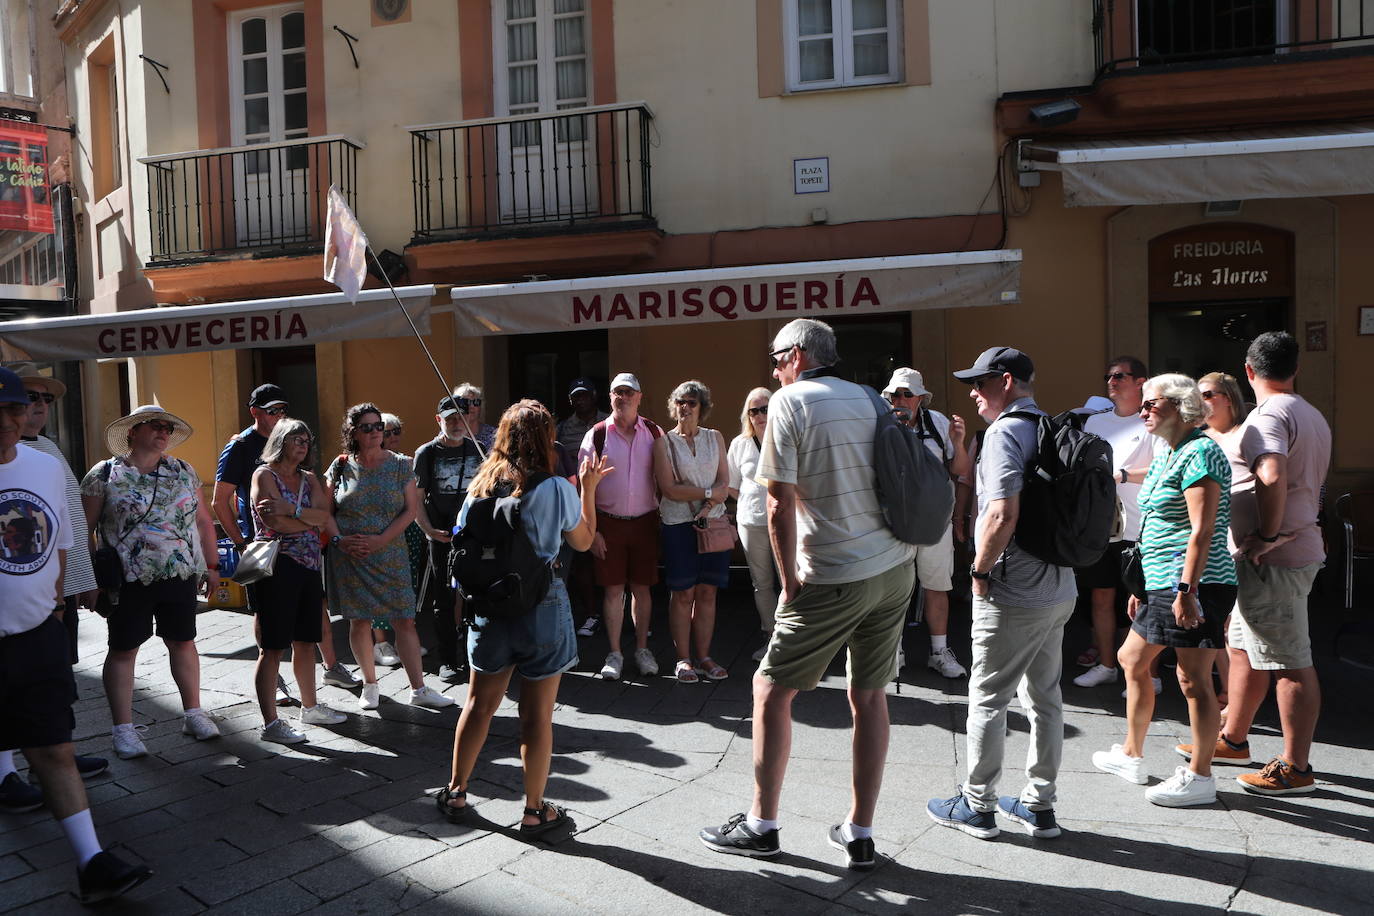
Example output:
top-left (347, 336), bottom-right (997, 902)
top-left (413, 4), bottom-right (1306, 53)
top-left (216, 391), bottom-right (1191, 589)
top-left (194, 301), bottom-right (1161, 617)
top-left (402, 832), bottom-right (531, 892)
top-left (0, 853), bottom-right (33, 882)
top-left (187, 834), bottom-right (344, 906)
top-left (294, 832), bottom-right (447, 900)
top-left (191, 877), bottom-right (321, 916)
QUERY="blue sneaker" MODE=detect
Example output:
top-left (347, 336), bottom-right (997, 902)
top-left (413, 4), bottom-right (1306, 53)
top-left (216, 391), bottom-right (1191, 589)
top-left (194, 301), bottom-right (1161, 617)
top-left (926, 790), bottom-right (999, 839)
top-left (996, 796), bottom-right (1062, 838)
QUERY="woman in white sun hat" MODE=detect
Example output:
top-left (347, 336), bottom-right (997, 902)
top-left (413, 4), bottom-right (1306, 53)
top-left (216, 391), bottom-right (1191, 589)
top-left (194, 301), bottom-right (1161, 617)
top-left (80, 405), bottom-right (222, 760)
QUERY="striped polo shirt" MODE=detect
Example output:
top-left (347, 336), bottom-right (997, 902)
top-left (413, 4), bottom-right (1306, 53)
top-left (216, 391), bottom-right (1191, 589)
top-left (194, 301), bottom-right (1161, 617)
top-left (758, 371), bottom-right (914, 585)
top-left (1137, 430), bottom-right (1237, 590)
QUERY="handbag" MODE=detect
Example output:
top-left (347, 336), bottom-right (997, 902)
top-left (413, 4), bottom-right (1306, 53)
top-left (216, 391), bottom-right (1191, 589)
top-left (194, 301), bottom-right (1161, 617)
top-left (232, 473), bottom-right (308, 585)
top-left (665, 433), bottom-right (737, 555)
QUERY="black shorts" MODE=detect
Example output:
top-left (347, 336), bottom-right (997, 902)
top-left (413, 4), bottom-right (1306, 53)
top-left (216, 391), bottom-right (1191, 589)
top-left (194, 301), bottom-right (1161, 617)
top-left (1079, 540), bottom-right (1133, 591)
top-left (107, 576), bottom-right (199, 651)
top-left (1, 616), bottom-right (77, 751)
top-left (248, 556), bottom-right (325, 651)
top-left (1131, 584), bottom-right (1237, 650)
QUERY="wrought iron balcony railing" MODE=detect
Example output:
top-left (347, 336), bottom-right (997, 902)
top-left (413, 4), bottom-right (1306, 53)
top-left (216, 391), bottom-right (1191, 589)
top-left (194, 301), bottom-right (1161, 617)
top-left (1093, 0), bottom-right (1374, 75)
top-left (139, 135), bottom-right (363, 262)
top-left (407, 101), bottom-right (654, 240)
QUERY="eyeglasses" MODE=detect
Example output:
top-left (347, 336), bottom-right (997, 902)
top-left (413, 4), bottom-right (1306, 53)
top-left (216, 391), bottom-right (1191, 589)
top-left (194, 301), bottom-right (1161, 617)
top-left (1140, 397), bottom-right (1177, 413)
top-left (768, 345), bottom-right (803, 369)
top-left (1104, 372), bottom-right (1136, 382)
top-left (355, 421), bottom-right (386, 433)
top-left (263, 405), bottom-right (288, 416)
top-left (286, 435), bottom-right (312, 447)
top-left (747, 406), bottom-right (768, 417)
top-left (26, 391), bottom-right (55, 404)
top-left (383, 428), bottom-right (403, 438)
top-left (139, 421), bottom-right (177, 434)
top-left (1199, 390), bottom-right (1224, 400)
top-left (675, 398), bottom-right (699, 408)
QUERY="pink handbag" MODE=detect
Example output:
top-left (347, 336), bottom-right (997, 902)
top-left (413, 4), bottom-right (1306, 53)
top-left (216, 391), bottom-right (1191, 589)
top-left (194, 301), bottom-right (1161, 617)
top-left (665, 434), bottom-right (737, 555)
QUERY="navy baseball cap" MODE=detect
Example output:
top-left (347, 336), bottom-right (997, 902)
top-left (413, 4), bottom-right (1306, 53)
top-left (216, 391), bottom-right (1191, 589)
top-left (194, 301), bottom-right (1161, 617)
top-left (568, 377), bottom-right (595, 397)
top-left (0, 367), bottom-right (28, 406)
top-left (952, 346), bottom-right (1035, 383)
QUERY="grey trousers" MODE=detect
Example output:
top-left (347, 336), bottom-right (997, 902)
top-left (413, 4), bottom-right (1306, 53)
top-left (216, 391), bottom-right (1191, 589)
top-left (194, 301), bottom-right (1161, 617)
top-left (963, 594), bottom-right (1076, 812)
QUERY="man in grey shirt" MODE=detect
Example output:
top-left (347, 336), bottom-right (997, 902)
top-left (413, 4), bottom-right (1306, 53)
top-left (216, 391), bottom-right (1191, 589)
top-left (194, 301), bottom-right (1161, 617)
top-left (927, 346), bottom-right (1076, 841)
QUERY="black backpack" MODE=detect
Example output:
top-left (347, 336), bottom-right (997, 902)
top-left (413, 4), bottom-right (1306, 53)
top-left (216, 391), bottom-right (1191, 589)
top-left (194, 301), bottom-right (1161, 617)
top-left (863, 387), bottom-right (955, 547)
top-left (1002, 409), bottom-right (1116, 568)
top-left (448, 473), bottom-right (553, 626)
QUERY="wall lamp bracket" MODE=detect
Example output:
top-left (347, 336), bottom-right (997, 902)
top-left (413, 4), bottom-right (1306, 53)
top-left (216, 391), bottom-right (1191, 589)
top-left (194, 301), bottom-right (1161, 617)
top-left (334, 26), bottom-right (360, 68)
top-left (139, 55), bottom-right (171, 94)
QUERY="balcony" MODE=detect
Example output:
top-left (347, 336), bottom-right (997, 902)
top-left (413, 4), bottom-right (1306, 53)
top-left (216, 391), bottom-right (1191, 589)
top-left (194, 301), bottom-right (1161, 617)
top-left (1094, 0), bottom-right (1374, 76)
top-left (407, 102), bottom-right (655, 242)
top-left (140, 135), bottom-right (363, 263)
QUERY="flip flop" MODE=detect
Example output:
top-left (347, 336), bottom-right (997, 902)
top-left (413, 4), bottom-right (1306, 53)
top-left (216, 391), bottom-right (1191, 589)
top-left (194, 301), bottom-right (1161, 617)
top-left (674, 660), bottom-right (699, 683)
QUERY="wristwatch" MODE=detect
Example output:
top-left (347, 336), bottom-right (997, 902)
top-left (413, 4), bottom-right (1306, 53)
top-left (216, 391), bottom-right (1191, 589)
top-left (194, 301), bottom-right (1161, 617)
top-left (329, 535), bottom-right (343, 547)
top-left (1256, 531), bottom-right (1280, 543)
top-left (704, 487), bottom-right (713, 500)
top-left (970, 567), bottom-right (990, 581)
top-left (1175, 581), bottom-right (1193, 594)
top-left (1117, 468), bottom-right (1128, 484)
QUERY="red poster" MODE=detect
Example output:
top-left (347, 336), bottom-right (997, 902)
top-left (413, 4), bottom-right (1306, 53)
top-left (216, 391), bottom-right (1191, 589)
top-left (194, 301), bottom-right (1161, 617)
top-left (0, 120), bottom-right (54, 235)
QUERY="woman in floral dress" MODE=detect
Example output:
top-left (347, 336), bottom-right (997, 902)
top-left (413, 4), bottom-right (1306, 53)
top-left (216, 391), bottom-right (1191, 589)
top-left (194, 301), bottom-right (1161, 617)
top-left (324, 403), bottom-right (455, 712)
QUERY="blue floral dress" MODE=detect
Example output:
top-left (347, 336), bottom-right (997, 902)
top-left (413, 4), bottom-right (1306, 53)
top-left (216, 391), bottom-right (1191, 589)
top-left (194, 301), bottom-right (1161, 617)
top-left (324, 452), bottom-right (416, 624)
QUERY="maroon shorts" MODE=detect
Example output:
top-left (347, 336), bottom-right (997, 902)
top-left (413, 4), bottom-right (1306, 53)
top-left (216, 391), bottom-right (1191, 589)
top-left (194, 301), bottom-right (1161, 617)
top-left (594, 511), bottom-right (660, 587)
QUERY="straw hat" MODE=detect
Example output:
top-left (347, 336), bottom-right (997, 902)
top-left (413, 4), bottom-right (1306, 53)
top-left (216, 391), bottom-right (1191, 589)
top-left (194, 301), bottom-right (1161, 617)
top-left (104, 404), bottom-right (193, 456)
top-left (4, 361), bottom-right (66, 399)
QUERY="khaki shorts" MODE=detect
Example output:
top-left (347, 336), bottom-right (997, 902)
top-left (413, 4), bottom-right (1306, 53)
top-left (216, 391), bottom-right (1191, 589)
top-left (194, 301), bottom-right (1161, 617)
top-left (915, 523), bottom-right (954, 592)
top-left (1229, 561), bottom-right (1321, 670)
top-left (758, 561), bottom-right (914, 691)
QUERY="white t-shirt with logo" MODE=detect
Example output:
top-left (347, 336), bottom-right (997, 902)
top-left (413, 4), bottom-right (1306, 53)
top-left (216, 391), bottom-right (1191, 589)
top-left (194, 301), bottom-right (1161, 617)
top-left (1085, 409), bottom-right (1164, 542)
top-left (0, 445), bottom-right (74, 636)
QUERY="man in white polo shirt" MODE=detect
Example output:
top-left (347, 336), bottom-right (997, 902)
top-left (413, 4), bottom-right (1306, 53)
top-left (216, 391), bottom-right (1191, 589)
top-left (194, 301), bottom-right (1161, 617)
top-left (700, 319), bottom-right (915, 872)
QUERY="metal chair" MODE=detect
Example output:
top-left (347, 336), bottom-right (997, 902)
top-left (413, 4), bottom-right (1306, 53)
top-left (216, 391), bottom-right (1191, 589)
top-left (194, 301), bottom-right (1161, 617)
top-left (1334, 492), bottom-right (1374, 669)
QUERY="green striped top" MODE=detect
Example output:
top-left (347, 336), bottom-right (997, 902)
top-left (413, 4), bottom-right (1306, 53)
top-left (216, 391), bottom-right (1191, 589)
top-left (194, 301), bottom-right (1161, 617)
top-left (1138, 430), bottom-right (1238, 590)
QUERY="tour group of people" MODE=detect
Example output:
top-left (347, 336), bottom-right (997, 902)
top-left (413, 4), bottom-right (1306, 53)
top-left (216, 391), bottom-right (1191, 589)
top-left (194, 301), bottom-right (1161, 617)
top-left (0, 319), bottom-right (1332, 899)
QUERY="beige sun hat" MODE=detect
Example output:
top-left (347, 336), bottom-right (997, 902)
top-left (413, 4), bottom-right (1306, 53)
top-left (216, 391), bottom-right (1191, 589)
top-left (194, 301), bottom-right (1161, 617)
top-left (104, 404), bottom-right (193, 457)
top-left (881, 367), bottom-right (931, 401)
top-left (4, 362), bottom-right (67, 399)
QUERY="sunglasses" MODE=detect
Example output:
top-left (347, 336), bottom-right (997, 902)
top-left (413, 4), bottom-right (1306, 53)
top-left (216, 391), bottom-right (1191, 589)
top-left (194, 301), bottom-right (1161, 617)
top-left (355, 421), bottom-right (386, 434)
top-left (1140, 397), bottom-right (1177, 413)
top-left (1200, 390), bottom-right (1224, 400)
top-left (971, 374), bottom-right (1001, 391)
top-left (611, 387), bottom-right (637, 397)
top-left (286, 435), bottom-right (312, 447)
top-left (459, 399), bottom-right (482, 408)
top-left (1104, 372), bottom-right (1136, 382)
top-left (383, 428), bottom-right (403, 438)
top-left (747, 406), bottom-right (768, 417)
top-left (675, 398), bottom-right (699, 408)
top-left (139, 421), bottom-right (177, 434)
top-left (262, 405), bottom-right (289, 416)
top-left (26, 391), bottom-right (55, 404)
top-left (768, 345), bottom-right (803, 369)
top-left (892, 389), bottom-right (918, 399)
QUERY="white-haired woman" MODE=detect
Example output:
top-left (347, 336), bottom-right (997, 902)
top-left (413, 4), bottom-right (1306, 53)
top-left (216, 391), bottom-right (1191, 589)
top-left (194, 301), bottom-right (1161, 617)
top-left (727, 387), bottom-right (777, 660)
top-left (653, 380), bottom-right (732, 682)
top-left (1092, 374), bottom-right (1237, 807)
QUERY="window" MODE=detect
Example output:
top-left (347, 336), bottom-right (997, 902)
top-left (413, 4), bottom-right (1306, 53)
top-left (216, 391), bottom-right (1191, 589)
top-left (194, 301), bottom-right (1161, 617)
top-left (496, 0), bottom-right (590, 143)
top-left (784, 0), bottom-right (900, 91)
top-left (0, 0), bottom-right (35, 99)
top-left (88, 36), bottom-right (122, 199)
top-left (230, 5), bottom-right (309, 171)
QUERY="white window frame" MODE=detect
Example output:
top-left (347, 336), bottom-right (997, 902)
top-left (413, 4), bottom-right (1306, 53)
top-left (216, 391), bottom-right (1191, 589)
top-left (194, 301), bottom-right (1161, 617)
top-left (783, 0), bottom-right (901, 92)
top-left (492, 0), bottom-right (591, 118)
top-left (227, 3), bottom-right (308, 149)
top-left (0, 0), bottom-right (38, 100)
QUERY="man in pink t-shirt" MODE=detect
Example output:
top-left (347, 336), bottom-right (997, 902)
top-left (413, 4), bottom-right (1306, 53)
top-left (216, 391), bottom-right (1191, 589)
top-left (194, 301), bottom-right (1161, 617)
top-left (577, 373), bottom-right (663, 681)
top-left (1180, 332), bottom-right (1330, 797)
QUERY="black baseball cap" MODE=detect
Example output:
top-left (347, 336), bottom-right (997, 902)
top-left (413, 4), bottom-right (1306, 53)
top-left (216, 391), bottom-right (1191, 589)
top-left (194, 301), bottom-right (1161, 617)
top-left (248, 383), bottom-right (288, 408)
top-left (568, 377), bottom-right (596, 397)
top-left (437, 396), bottom-right (460, 418)
top-left (952, 346), bottom-right (1035, 383)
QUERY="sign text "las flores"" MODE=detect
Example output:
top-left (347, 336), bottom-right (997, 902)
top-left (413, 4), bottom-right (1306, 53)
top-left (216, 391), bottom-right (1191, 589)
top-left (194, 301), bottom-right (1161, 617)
top-left (572, 275), bottom-right (881, 324)
top-left (97, 311), bottom-right (310, 355)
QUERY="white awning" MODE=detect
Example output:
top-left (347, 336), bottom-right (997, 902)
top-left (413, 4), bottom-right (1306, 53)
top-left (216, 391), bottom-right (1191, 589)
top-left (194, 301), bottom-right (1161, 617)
top-left (449, 250), bottom-right (1021, 336)
top-left (0, 285), bottom-right (436, 362)
top-left (1023, 122), bottom-right (1374, 207)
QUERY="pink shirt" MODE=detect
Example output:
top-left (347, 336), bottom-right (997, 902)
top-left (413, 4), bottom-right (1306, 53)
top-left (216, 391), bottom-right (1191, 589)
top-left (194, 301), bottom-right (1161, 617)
top-left (578, 415), bottom-right (659, 518)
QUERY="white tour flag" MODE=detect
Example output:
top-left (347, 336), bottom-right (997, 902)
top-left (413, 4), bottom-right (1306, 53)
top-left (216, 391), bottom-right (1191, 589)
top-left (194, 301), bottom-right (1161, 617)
top-left (324, 185), bottom-right (369, 303)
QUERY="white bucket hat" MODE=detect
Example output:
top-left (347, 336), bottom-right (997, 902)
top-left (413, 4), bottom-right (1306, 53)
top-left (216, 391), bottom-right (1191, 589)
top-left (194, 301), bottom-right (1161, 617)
top-left (104, 404), bottom-right (193, 457)
top-left (881, 367), bottom-right (931, 401)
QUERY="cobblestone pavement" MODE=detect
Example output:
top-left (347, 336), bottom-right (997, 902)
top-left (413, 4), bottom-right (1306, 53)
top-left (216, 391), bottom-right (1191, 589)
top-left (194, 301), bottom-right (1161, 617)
top-left (2, 584), bottom-right (1371, 914)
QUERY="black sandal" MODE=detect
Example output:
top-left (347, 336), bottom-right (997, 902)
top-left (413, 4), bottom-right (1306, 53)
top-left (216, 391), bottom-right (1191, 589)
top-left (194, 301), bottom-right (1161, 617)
top-left (519, 801), bottom-right (571, 838)
top-left (436, 786), bottom-right (471, 824)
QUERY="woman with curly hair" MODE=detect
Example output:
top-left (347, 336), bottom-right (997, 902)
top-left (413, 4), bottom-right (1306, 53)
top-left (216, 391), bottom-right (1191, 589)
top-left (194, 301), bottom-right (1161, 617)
top-left (436, 400), bottom-right (611, 838)
top-left (324, 403), bottom-right (454, 712)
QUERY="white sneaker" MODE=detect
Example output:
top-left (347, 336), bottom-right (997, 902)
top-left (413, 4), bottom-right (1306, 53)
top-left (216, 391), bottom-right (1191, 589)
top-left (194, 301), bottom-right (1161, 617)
top-left (359, 682), bottom-right (381, 711)
top-left (927, 647), bottom-right (967, 679)
top-left (600, 651), bottom-right (624, 680)
top-left (300, 703), bottom-right (348, 726)
top-left (409, 685), bottom-right (457, 709)
top-left (1092, 744), bottom-right (1147, 785)
top-left (1145, 766), bottom-right (1217, 807)
top-left (261, 718), bottom-right (307, 745)
top-left (111, 725), bottom-right (149, 760)
top-left (182, 710), bottom-right (221, 741)
top-left (1073, 664), bottom-right (1120, 688)
top-left (634, 647), bottom-right (659, 677)
top-left (322, 663), bottom-right (362, 689)
top-left (373, 642), bottom-right (401, 667)
top-left (1122, 677), bottom-right (1164, 699)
